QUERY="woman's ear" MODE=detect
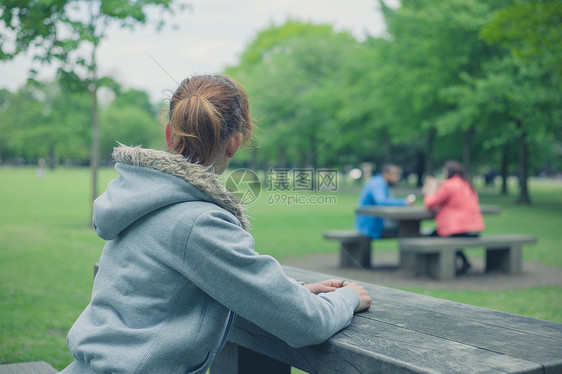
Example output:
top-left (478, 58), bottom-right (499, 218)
top-left (226, 132), bottom-right (244, 158)
top-left (165, 122), bottom-right (173, 148)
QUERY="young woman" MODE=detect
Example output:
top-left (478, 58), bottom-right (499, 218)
top-left (61, 74), bottom-right (371, 374)
top-left (422, 160), bottom-right (485, 274)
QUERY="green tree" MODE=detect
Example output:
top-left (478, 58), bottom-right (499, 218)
top-left (227, 21), bottom-right (369, 169)
top-left (0, 0), bottom-right (182, 223)
top-left (99, 90), bottom-right (162, 160)
top-left (439, 54), bottom-right (559, 202)
top-left (479, 0), bottom-right (562, 203)
top-left (0, 84), bottom-right (45, 161)
top-left (0, 80), bottom-right (91, 164)
top-left (110, 89), bottom-right (157, 118)
top-left (432, 0), bottom-right (562, 203)
top-left (372, 0), bottom-right (495, 182)
top-left (481, 0), bottom-right (562, 80)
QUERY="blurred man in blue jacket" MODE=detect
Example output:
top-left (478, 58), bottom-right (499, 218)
top-left (355, 164), bottom-right (410, 238)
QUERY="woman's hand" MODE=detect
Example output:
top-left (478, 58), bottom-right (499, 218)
top-left (344, 282), bottom-right (371, 313)
top-left (303, 279), bottom-right (372, 313)
top-left (422, 176), bottom-right (439, 195)
top-left (303, 279), bottom-right (343, 294)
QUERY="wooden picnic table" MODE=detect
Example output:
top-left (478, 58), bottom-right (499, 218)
top-left (210, 265), bottom-right (562, 373)
top-left (355, 204), bottom-right (501, 237)
top-left (355, 205), bottom-right (501, 270)
top-left (0, 361), bottom-right (56, 374)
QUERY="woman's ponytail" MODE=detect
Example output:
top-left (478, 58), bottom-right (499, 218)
top-left (169, 94), bottom-right (223, 164)
top-left (167, 75), bottom-right (253, 164)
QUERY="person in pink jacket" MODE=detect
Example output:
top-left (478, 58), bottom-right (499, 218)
top-left (422, 160), bottom-right (484, 274)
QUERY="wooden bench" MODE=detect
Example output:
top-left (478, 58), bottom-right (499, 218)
top-left (323, 230), bottom-right (371, 268)
top-left (399, 234), bottom-right (538, 280)
top-left (0, 361), bottom-right (56, 374)
top-left (210, 265), bottom-right (562, 374)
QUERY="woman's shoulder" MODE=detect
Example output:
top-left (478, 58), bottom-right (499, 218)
top-left (168, 200), bottom-right (242, 226)
top-left (445, 175), bottom-right (467, 187)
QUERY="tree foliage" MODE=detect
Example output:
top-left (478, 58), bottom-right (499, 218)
top-left (227, 0), bottom-right (559, 202)
top-left (481, 0), bottom-right (562, 79)
top-left (0, 79), bottom-right (91, 164)
top-left (0, 0), bottom-right (173, 62)
top-left (1, 0), bottom-right (181, 223)
top-left (227, 21), bottom-right (373, 169)
top-left (369, 0), bottom-right (497, 179)
top-left (100, 89), bottom-right (162, 159)
top-left (1, 0), bottom-right (559, 204)
top-left (0, 80), bottom-right (160, 164)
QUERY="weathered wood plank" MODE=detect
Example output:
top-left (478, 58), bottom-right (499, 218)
top-left (285, 266), bottom-right (562, 340)
top-left (361, 305), bottom-right (561, 368)
top-left (335, 316), bottom-right (545, 374)
top-left (229, 314), bottom-right (543, 373)
top-left (399, 234), bottom-right (537, 252)
top-left (281, 266), bottom-right (562, 372)
top-left (323, 230), bottom-right (368, 241)
top-left (0, 362), bottom-right (57, 374)
top-left (356, 205), bottom-right (501, 220)
top-left (361, 285), bottom-right (562, 341)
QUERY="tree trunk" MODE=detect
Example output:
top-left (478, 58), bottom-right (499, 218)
top-left (309, 132), bottom-right (317, 169)
top-left (90, 82), bottom-right (99, 226)
top-left (278, 147), bottom-right (287, 168)
top-left (501, 143), bottom-right (509, 196)
top-left (516, 121), bottom-right (530, 204)
top-left (88, 6), bottom-right (101, 227)
top-left (422, 127), bottom-right (437, 186)
top-left (385, 132), bottom-right (393, 163)
top-left (462, 127), bottom-right (474, 177)
top-left (48, 143), bottom-right (56, 169)
top-left (415, 151), bottom-right (425, 188)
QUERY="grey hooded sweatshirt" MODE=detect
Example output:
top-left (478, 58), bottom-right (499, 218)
top-left (62, 145), bottom-right (360, 374)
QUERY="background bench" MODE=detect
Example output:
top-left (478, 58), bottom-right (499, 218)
top-left (323, 230), bottom-right (371, 268)
top-left (399, 234), bottom-right (538, 280)
top-left (211, 265), bottom-right (562, 374)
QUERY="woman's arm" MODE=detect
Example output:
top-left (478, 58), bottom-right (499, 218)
top-left (423, 178), bottom-right (450, 209)
top-left (180, 209), bottom-right (366, 348)
top-left (370, 179), bottom-right (407, 206)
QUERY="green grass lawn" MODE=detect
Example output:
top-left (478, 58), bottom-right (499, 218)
top-left (1, 167), bottom-right (561, 369)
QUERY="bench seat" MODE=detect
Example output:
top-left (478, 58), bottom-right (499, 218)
top-left (399, 234), bottom-right (537, 280)
top-left (323, 230), bottom-right (371, 268)
top-left (0, 361), bottom-right (57, 374)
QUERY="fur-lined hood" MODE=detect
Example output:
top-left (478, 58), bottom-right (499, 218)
top-left (93, 145), bottom-right (250, 239)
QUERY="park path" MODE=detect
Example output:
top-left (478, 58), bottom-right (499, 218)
top-left (280, 251), bottom-right (562, 291)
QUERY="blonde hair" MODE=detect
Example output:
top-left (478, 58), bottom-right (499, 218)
top-left (167, 74), bottom-right (253, 164)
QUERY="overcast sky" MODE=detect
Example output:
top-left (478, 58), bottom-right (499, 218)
top-left (0, 0), bottom-right (392, 103)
